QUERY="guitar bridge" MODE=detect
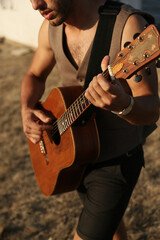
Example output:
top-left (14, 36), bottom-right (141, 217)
top-left (39, 139), bottom-right (49, 165)
top-left (39, 139), bottom-right (46, 154)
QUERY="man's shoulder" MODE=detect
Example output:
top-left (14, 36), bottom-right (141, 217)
top-left (37, 20), bottom-right (53, 51)
top-left (120, 3), bottom-right (154, 24)
top-left (39, 19), bottom-right (49, 35)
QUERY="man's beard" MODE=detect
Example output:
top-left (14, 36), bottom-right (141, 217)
top-left (49, 13), bottom-right (67, 26)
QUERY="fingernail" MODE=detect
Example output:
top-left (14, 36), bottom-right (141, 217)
top-left (46, 118), bottom-right (51, 122)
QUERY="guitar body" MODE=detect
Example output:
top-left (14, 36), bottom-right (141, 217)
top-left (28, 86), bottom-right (100, 196)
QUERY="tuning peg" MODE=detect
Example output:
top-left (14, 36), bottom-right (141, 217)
top-left (144, 24), bottom-right (149, 29)
top-left (124, 41), bottom-right (131, 48)
top-left (156, 58), bottom-right (160, 68)
top-left (134, 73), bottom-right (142, 82)
top-left (133, 32), bottom-right (140, 40)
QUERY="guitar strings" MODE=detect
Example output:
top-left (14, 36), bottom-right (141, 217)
top-left (42, 70), bottom-right (111, 138)
top-left (55, 91), bottom-right (88, 126)
top-left (51, 92), bottom-right (88, 134)
top-left (42, 90), bottom-right (89, 137)
top-left (56, 69), bottom-right (110, 129)
top-left (42, 69), bottom-right (111, 139)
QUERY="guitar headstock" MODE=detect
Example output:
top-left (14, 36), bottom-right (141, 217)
top-left (110, 24), bottom-right (160, 80)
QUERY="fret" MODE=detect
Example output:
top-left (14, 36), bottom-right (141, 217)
top-left (68, 113), bottom-right (72, 125)
top-left (80, 99), bottom-right (84, 111)
top-left (59, 122), bottom-right (65, 135)
top-left (69, 111), bottom-right (74, 123)
top-left (77, 101), bottom-right (82, 114)
top-left (75, 105), bottom-right (79, 117)
top-left (81, 93), bottom-right (89, 109)
top-left (65, 118), bottom-right (69, 128)
top-left (59, 117), bottom-right (64, 130)
top-left (57, 122), bottom-right (63, 135)
top-left (83, 96), bottom-right (87, 108)
top-left (61, 120), bottom-right (65, 129)
top-left (61, 120), bottom-right (66, 133)
top-left (64, 114), bottom-right (68, 128)
top-left (72, 108), bottom-right (77, 120)
top-left (77, 97), bottom-right (82, 114)
top-left (58, 115), bottom-right (66, 135)
top-left (68, 111), bottom-right (72, 124)
top-left (75, 99), bottom-right (80, 114)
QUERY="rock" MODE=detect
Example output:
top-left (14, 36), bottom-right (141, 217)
top-left (0, 37), bottom-right (5, 43)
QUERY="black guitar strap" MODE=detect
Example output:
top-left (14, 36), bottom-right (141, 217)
top-left (84, 1), bottom-right (123, 90)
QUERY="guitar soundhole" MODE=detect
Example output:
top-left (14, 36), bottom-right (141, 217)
top-left (46, 119), bottom-right (60, 146)
top-left (52, 129), bottom-right (60, 145)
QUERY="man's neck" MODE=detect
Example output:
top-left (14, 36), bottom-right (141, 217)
top-left (64, 0), bottom-right (106, 31)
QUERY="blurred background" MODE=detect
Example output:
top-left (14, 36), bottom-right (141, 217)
top-left (0, 0), bottom-right (160, 47)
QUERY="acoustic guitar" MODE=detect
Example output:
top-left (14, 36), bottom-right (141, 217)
top-left (27, 24), bottom-right (160, 196)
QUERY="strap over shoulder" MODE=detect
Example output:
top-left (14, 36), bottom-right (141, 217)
top-left (100, 1), bottom-right (154, 24)
top-left (99, 0), bottom-right (123, 15)
top-left (84, 0), bottom-right (122, 90)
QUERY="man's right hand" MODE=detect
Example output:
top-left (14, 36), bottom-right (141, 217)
top-left (21, 107), bottom-right (53, 144)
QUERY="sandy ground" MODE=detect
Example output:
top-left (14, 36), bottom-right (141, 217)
top-left (0, 39), bottom-right (160, 240)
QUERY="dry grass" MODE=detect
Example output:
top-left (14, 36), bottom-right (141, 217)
top-left (0, 40), bottom-right (160, 240)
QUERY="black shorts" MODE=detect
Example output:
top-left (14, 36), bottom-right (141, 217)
top-left (77, 145), bottom-right (144, 240)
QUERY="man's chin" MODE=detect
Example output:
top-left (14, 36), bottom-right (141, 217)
top-left (49, 20), bottom-right (61, 26)
top-left (49, 16), bottom-right (66, 26)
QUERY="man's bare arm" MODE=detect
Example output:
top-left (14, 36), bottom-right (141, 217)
top-left (85, 14), bottom-right (159, 125)
top-left (120, 14), bottom-right (159, 125)
top-left (21, 20), bottom-right (56, 143)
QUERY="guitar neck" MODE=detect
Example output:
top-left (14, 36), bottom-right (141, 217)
top-left (57, 91), bottom-right (91, 135)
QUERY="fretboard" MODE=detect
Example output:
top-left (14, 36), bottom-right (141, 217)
top-left (57, 91), bottom-right (91, 135)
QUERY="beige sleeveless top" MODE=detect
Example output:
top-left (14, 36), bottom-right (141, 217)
top-left (48, 4), bottom-right (156, 162)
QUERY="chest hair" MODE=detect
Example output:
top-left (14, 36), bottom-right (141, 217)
top-left (69, 39), bottom-right (92, 67)
top-left (65, 25), bottom-right (97, 67)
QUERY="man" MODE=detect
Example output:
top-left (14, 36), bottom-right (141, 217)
top-left (21, 0), bottom-right (159, 239)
